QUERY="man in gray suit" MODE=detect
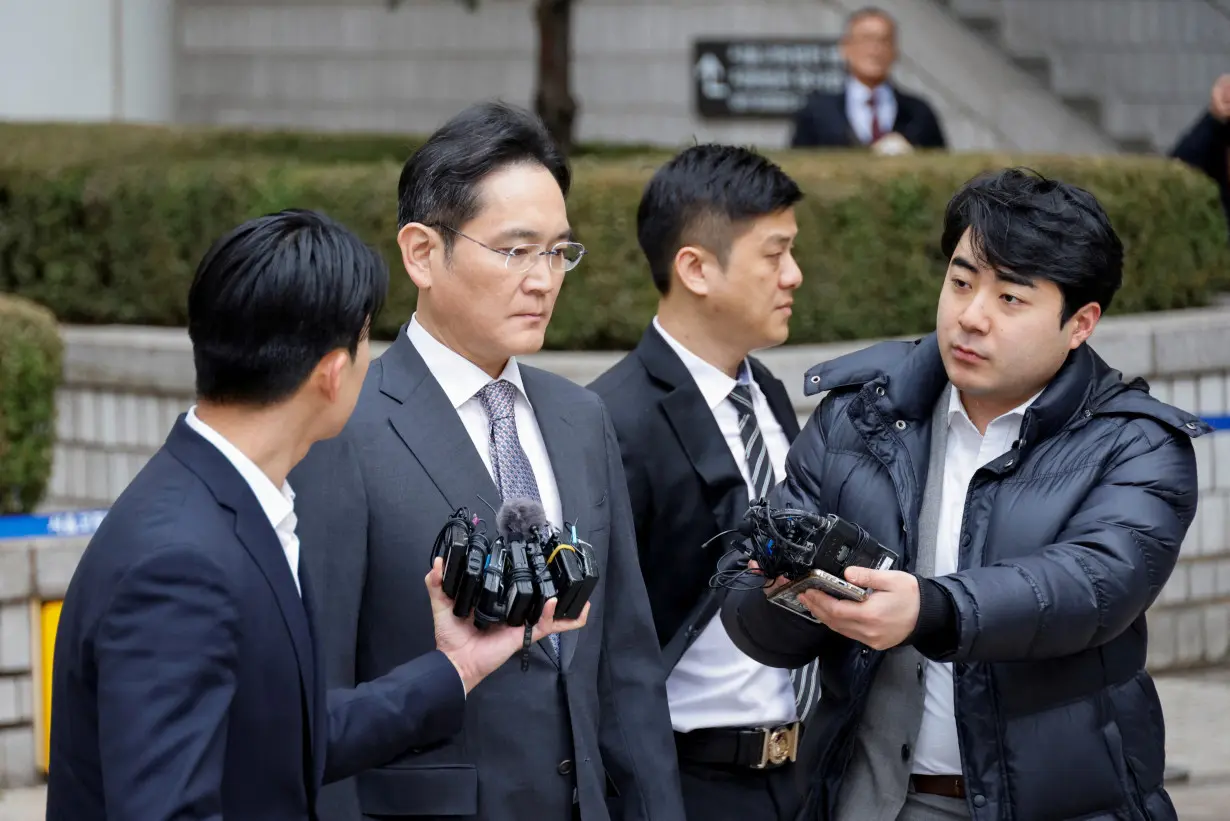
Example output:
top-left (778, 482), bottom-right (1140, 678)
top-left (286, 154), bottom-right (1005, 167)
top-left (290, 102), bottom-right (685, 821)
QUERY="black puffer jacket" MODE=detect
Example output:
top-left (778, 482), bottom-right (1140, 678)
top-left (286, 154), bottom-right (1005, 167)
top-left (723, 334), bottom-right (1210, 821)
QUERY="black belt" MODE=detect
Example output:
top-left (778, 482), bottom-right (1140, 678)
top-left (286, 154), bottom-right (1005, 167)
top-left (911, 774), bottom-right (965, 799)
top-left (674, 723), bottom-right (800, 770)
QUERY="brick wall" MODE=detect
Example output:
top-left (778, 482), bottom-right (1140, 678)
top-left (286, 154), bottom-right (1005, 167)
top-left (0, 537), bottom-right (86, 788)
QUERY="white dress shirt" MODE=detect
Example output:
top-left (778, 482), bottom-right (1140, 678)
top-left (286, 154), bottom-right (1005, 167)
top-left (184, 406), bottom-right (301, 595)
top-left (407, 314), bottom-right (564, 531)
top-left (652, 317), bottom-right (799, 732)
top-left (845, 78), bottom-right (897, 145)
top-left (912, 387), bottom-right (1040, 775)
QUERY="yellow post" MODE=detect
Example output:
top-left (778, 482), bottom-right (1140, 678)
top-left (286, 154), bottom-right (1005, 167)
top-left (36, 600), bottom-right (63, 774)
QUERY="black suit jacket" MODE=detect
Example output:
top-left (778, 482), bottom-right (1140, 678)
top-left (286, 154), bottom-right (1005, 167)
top-left (1171, 111), bottom-right (1230, 238)
top-left (288, 326), bottom-right (684, 821)
top-left (790, 85), bottom-right (946, 149)
top-left (587, 325), bottom-right (801, 663)
top-left (47, 418), bottom-right (466, 821)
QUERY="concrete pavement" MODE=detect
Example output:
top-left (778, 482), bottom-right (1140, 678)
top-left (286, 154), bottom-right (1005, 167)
top-left (3, 667), bottom-right (1229, 819)
top-left (1153, 668), bottom-right (1230, 820)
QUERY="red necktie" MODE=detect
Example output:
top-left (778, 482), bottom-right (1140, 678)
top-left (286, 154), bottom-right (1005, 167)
top-left (868, 96), bottom-right (884, 143)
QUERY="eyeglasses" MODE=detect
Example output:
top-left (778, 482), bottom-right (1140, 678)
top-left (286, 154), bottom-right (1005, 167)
top-left (438, 225), bottom-right (587, 274)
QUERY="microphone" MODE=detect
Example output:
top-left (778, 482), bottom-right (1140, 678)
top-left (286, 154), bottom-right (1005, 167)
top-left (497, 498), bottom-right (556, 628)
top-left (496, 498), bottom-right (549, 543)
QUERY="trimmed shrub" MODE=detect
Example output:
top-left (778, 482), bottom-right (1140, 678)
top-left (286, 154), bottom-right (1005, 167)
top-left (0, 294), bottom-right (63, 514)
top-left (0, 124), bottom-right (1227, 350)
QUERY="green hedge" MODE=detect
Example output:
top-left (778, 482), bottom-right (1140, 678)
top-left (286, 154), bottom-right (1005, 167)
top-left (0, 294), bottom-right (63, 514)
top-left (1, 123), bottom-right (1227, 349)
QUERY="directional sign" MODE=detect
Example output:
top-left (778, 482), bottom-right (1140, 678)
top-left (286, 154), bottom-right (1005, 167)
top-left (693, 38), bottom-right (845, 120)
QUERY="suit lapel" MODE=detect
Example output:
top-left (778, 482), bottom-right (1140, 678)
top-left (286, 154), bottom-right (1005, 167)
top-left (379, 329), bottom-right (502, 514)
top-left (638, 326), bottom-right (748, 535)
top-left (164, 419), bottom-right (318, 773)
top-left (299, 557), bottom-right (328, 791)
top-left (521, 366), bottom-right (590, 672)
top-left (824, 91), bottom-right (860, 146)
top-left (381, 327), bottom-right (571, 670)
top-left (889, 86), bottom-right (915, 136)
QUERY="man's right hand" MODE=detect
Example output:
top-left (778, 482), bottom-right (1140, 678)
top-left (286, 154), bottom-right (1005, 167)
top-left (1211, 74), bottom-right (1230, 122)
top-left (424, 558), bottom-right (590, 694)
top-left (748, 560), bottom-right (790, 595)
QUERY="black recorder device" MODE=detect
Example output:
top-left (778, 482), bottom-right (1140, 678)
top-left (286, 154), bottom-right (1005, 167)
top-left (431, 499), bottom-right (599, 635)
top-left (733, 501), bottom-right (900, 623)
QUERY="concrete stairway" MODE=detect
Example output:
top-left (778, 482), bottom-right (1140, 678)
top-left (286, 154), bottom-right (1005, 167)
top-left (827, 0), bottom-right (1119, 153)
top-left (935, 0), bottom-right (1230, 154)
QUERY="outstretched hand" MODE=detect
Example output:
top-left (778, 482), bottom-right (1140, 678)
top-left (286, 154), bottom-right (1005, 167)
top-left (425, 558), bottom-right (590, 694)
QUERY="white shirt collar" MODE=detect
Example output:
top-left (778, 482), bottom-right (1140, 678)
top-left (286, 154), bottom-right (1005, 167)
top-left (847, 77), bottom-right (886, 104)
top-left (652, 316), bottom-right (752, 412)
top-left (407, 313), bottom-right (528, 409)
top-left (947, 384), bottom-right (1043, 432)
top-left (184, 406), bottom-right (296, 532)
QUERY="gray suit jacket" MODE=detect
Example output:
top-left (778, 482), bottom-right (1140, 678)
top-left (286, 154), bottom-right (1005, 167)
top-left (289, 326), bottom-right (685, 821)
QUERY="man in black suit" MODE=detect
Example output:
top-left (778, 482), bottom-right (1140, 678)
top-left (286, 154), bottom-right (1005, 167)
top-left (791, 6), bottom-right (946, 150)
top-left (588, 144), bottom-right (814, 820)
top-left (46, 209), bottom-right (586, 821)
top-left (1171, 73), bottom-right (1230, 238)
top-left (289, 102), bottom-right (684, 821)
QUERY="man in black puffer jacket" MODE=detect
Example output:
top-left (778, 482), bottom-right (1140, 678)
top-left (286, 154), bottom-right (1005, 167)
top-left (722, 167), bottom-right (1211, 821)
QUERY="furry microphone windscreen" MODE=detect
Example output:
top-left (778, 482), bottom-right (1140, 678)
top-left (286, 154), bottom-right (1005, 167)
top-left (496, 498), bottom-right (548, 540)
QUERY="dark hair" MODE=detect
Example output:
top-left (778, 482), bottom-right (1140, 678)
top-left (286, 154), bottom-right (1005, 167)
top-left (637, 144), bottom-right (803, 295)
top-left (188, 209), bottom-right (388, 406)
top-left (396, 101), bottom-right (571, 254)
top-left (941, 167), bottom-right (1124, 323)
top-left (845, 6), bottom-right (896, 35)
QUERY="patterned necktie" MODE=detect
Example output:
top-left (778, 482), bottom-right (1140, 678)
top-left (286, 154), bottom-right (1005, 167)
top-left (475, 379), bottom-right (559, 658)
top-left (728, 379), bottom-right (821, 724)
top-left (868, 94), bottom-right (884, 143)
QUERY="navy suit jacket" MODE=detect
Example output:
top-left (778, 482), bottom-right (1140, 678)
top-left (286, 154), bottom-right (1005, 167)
top-left (790, 86), bottom-right (946, 149)
top-left (46, 418), bottom-right (466, 821)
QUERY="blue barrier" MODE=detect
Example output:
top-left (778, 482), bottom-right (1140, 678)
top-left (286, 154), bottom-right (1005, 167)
top-left (0, 509), bottom-right (109, 541)
top-left (1204, 416), bottom-right (1230, 431)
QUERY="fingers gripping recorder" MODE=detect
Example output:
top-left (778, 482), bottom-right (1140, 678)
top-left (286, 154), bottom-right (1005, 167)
top-left (713, 499), bottom-right (900, 623)
top-left (431, 498), bottom-right (599, 668)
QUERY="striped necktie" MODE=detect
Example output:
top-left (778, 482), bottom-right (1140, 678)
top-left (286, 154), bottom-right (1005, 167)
top-left (728, 383), bottom-right (775, 502)
top-left (728, 377), bottom-right (821, 723)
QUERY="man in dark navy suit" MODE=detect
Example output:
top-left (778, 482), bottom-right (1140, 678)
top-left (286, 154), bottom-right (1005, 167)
top-left (46, 209), bottom-right (587, 821)
top-left (791, 7), bottom-right (946, 151)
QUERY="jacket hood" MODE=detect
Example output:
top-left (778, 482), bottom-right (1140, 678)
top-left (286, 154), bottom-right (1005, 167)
top-left (804, 334), bottom-right (1211, 441)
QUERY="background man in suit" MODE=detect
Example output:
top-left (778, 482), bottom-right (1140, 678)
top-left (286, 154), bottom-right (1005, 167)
top-left (588, 144), bottom-right (814, 820)
top-left (1171, 73), bottom-right (1230, 238)
top-left (47, 209), bottom-right (586, 821)
top-left (791, 7), bottom-right (946, 151)
top-left (289, 102), bottom-right (684, 821)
